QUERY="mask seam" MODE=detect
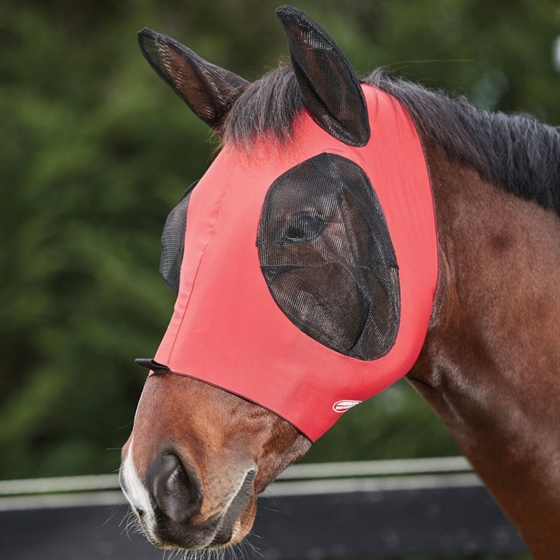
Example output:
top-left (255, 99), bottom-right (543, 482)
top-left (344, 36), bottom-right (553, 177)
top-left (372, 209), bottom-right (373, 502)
top-left (166, 162), bottom-right (237, 362)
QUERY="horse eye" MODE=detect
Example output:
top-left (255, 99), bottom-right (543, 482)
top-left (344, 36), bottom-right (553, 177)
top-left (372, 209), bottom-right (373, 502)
top-left (281, 214), bottom-right (326, 244)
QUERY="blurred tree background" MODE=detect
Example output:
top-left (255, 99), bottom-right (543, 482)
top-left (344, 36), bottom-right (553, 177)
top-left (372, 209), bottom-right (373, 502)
top-left (0, 0), bottom-right (558, 482)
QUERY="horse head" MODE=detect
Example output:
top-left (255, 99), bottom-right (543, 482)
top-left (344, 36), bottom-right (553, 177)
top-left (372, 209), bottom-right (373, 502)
top-left (120, 5), bottom-right (438, 550)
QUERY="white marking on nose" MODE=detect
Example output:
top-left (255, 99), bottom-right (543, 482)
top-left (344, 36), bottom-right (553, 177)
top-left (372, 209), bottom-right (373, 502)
top-left (121, 438), bottom-right (157, 539)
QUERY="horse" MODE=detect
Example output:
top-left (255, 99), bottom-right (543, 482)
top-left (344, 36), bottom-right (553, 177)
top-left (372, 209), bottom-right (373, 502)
top-left (120, 6), bottom-right (560, 558)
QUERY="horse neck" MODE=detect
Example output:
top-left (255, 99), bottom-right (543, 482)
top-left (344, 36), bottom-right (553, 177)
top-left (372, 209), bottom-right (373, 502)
top-left (408, 141), bottom-right (560, 558)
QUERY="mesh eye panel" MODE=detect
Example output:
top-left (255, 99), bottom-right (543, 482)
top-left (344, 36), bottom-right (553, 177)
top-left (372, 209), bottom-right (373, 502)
top-left (160, 181), bottom-right (198, 295)
top-left (257, 154), bottom-right (400, 360)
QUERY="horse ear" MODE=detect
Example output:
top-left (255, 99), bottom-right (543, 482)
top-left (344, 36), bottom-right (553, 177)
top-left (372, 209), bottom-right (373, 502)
top-left (138, 28), bottom-right (250, 130)
top-left (275, 6), bottom-right (370, 147)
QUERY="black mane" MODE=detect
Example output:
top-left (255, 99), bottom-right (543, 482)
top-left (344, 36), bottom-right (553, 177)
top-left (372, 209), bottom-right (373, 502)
top-left (367, 69), bottom-right (560, 215)
top-left (223, 66), bottom-right (560, 216)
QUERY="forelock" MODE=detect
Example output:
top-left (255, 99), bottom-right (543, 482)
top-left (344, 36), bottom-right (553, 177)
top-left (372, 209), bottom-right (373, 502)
top-left (221, 65), bottom-right (303, 148)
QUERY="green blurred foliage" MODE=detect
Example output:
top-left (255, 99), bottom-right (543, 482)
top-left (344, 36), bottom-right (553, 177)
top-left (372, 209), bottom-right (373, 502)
top-left (0, 0), bottom-right (558, 480)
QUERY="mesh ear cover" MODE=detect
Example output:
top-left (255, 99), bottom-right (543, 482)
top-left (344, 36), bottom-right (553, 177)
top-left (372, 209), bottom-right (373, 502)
top-left (257, 153), bottom-right (400, 360)
top-left (160, 181), bottom-right (198, 295)
top-left (275, 6), bottom-right (370, 146)
top-left (137, 28), bottom-right (249, 129)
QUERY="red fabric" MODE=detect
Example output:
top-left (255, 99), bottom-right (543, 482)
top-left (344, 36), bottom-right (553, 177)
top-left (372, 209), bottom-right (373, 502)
top-left (153, 85), bottom-right (438, 441)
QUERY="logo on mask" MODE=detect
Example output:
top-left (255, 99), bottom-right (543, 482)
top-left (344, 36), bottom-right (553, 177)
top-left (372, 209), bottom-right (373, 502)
top-left (333, 400), bottom-right (362, 413)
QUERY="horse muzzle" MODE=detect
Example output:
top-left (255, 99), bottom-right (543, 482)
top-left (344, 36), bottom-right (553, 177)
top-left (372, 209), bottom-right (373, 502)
top-left (120, 443), bottom-right (258, 550)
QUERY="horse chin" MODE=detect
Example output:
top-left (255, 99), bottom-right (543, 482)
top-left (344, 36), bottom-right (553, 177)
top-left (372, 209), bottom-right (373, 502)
top-left (133, 495), bottom-right (257, 551)
top-left (137, 500), bottom-right (257, 552)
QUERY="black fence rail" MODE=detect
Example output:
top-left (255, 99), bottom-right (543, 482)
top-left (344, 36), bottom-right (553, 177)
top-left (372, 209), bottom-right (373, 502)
top-left (0, 458), bottom-right (527, 560)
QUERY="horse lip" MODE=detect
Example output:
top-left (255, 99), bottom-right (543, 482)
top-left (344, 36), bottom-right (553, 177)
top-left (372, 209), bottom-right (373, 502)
top-left (209, 468), bottom-right (257, 547)
top-left (130, 465), bottom-right (258, 551)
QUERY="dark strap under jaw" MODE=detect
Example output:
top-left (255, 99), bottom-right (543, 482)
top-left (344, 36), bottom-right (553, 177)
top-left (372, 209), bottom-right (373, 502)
top-left (135, 358), bottom-right (171, 374)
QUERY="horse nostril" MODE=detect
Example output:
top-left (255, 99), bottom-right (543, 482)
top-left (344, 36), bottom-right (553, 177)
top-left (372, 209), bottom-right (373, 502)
top-left (149, 453), bottom-right (202, 523)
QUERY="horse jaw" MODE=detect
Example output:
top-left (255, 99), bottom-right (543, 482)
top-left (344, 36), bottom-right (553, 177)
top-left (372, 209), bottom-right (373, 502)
top-left (120, 374), bottom-right (311, 550)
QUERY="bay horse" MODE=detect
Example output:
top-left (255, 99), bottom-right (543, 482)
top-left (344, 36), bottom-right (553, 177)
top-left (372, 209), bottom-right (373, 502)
top-left (120, 6), bottom-right (560, 558)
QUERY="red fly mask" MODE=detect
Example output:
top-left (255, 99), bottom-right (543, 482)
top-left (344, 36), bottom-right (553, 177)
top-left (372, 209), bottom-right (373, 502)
top-left (136, 7), bottom-right (438, 441)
